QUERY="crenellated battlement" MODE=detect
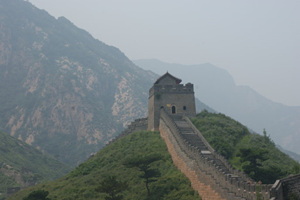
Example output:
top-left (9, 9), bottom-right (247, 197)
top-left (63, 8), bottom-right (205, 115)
top-left (107, 118), bottom-right (148, 145)
top-left (149, 83), bottom-right (194, 98)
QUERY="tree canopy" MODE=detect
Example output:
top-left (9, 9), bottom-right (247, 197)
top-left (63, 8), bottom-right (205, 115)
top-left (124, 153), bottom-right (163, 196)
top-left (96, 176), bottom-right (128, 200)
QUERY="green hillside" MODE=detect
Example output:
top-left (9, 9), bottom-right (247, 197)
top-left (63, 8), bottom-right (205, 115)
top-left (191, 110), bottom-right (300, 184)
top-left (0, 131), bottom-right (71, 199)
top-left (8, 131), bottom-right (201, 200)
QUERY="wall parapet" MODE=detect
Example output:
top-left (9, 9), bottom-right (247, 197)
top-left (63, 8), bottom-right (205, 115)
top-left (107, 118), bottom-right (148, 145)
top-left (270, 174), bottom-right (300, 200)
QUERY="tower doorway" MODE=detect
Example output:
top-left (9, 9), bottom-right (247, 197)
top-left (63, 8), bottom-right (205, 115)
top-left (172, 106), bottom-right (176, 114)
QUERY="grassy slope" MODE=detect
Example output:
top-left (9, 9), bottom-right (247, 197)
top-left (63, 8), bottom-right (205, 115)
top-left (0, 131), bottom-right (71, 197)
top-left (9, 131), bottom-right (201, 200)
top-left (191, 110), bottom-right (300, 184)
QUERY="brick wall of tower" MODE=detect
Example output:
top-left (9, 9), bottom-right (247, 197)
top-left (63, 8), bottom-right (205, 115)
top-left (148, 83), bottom-right (196, 131)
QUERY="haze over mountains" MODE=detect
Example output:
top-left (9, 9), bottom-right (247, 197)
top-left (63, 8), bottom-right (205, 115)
top-left (0, 0), bottom-right (158, 166)
top-left (0, 0), bottom-right (299, 172)
top-left (29, 0), bottom-right (300, 107)
top-left (134, 59), bottom-right (300, 155)
top-left (1, 1), bottom-right (300, 198)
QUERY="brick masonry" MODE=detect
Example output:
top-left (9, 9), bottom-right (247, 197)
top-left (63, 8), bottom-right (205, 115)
top-left (270, 174), bottom-right (300, 200)
top-left (159, 118), bottom-right (226, 200)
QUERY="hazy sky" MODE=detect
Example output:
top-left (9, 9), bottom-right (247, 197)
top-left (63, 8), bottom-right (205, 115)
top-left (29, 0), bottom-right (300, 106)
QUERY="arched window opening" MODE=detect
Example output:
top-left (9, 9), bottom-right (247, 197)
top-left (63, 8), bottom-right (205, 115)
top-left (172, 106), bottom-right (176, 114)
top-left (183, 106), bottom-right (187, 111)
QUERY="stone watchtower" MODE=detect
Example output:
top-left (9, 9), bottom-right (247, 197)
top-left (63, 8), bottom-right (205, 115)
top-left (148, 72), bottom-right (196, 131)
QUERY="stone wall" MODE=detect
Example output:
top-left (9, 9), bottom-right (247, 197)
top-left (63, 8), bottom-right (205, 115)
top-left (159, 116), bottom-right (226, 200)
top-left (270, 174), bottom-right (300, 200)
top-left (159, 109), bottom-right (273, 200)
top-left (107, 118), bottom-right (148, 144)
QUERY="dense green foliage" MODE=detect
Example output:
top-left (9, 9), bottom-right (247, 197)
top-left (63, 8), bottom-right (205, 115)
top-left (124, 153), bottom-right (163, 196)
top-left (23, 190), bottom-right (51, 200)
top-left (9, 131), bottom-right (201, 200)
top-left (96, 176), bottom-right (128, 200)
top-left (191, 110), bottom-right (300, 184)
top-left (0, 131), bottom-right (71, 198)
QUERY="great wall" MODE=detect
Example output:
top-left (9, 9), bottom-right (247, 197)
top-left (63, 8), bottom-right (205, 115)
top-left (111, 72), bottom-right (300, 200)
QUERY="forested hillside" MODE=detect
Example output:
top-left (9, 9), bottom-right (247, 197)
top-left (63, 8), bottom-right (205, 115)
top-left (0, 131), bottom-right (71, 199)
top-left (8, 131), bottom-right (201, 200)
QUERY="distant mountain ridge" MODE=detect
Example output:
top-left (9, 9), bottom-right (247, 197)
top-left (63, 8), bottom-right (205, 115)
top-left (134, 59), bottom-right (300, 155)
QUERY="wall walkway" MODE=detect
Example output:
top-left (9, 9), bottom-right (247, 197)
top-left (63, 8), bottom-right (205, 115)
top-left (159, 109), bottom-right (273, 200)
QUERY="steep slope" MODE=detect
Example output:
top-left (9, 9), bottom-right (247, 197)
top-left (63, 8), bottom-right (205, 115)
top-left (0, 130), bottom-right (71, 198)
top-left (8, 131), bottom-right (201, 200)
top-left (134, 59), bottom-right (300, 155)
top-left (0, 0), bottom-right (156, 166)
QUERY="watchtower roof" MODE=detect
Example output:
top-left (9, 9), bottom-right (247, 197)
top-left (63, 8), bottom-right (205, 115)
top-left (154, 72), bottom-right (182, 85)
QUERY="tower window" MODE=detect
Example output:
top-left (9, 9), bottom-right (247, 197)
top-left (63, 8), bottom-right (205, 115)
top-left (183, 106), bottom-right (187, 110)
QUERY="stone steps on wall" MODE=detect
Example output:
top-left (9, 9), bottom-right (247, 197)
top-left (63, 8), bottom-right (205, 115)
top-left (173, 118), bottom-right (232, 174)
top-left (181, 134), bottom-right (209, 151)
top-left (207, 156), bottom-right (231, 174)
